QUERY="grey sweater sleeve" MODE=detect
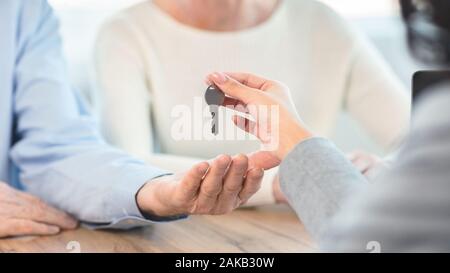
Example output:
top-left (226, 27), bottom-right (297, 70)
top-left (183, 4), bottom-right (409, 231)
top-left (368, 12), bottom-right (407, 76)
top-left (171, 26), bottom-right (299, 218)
top-left (280, 86), bottom-right (450, 252)
top-left (280, 138), bottom-right (368, 242)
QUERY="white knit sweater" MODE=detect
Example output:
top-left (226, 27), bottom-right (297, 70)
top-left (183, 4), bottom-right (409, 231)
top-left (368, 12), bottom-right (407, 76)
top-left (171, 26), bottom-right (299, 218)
top-left (94, 0), bottom-right (410, 205)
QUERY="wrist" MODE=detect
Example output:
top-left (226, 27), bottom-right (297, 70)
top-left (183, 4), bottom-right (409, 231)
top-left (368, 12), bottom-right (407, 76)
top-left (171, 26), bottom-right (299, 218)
top-left (136, 178), bottom-right (182, 218)
top-left (272, 174), bottom-right (288, 204)
top-left (277, 125), bottom-right (313, 160)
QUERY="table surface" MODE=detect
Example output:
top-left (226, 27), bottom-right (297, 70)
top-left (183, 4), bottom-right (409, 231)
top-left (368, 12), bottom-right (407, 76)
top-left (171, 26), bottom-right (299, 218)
top-left (0, 205), bottom-right (316, 253)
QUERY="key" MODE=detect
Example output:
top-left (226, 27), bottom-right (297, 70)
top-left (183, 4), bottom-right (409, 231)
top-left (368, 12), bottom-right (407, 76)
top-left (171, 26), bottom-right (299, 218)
top-left (205, 84), bottom-right (225, 135)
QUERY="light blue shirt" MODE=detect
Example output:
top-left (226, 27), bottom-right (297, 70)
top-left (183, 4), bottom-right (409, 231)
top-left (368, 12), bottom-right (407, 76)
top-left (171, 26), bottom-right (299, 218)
top-left (0, 0), bottom-right (175, 229)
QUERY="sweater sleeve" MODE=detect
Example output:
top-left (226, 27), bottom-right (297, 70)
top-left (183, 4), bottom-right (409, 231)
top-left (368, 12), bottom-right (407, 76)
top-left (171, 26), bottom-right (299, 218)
top-left (315, 3), bottom-right (411, 151)
top-left (95, 17), bottom-right (154, 158)
top-left (345, 34), bottom-right (411, 150)
top-left (280, 138), bottom-right (368, 241)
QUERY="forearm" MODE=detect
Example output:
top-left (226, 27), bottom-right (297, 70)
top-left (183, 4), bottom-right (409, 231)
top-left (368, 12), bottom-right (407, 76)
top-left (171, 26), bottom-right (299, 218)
top-left (12, 135), bottom-right (175, 228)
top-left (322, 87), bottom-right (450, 252)
top-left (10, 1), bottom-right (181, 229)
top-left (279, 138), bottom-right (368, 242)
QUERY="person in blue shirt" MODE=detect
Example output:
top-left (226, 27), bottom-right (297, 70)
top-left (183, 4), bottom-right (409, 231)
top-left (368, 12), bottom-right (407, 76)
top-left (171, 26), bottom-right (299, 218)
top-left (0, 0), bottom-right (264, 238)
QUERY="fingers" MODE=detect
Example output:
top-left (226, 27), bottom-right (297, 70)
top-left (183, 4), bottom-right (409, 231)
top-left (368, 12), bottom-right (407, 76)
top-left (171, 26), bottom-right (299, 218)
top-left (195, 155), bottom-right (231, 214)
top-left (0, 219), bottom-right (61, 237)
top-left (207, 72), bottom-right (261, 104)
top-left (178, 162), bottom-right (210, 202)
top-left (182, 155), bottom-right (265, 215)
top-left (352, 158), bottom-right (373, 174)
top-left (232, 115), bottom-right (258, 136)
top-left (247, 151), bottom-right (281, 170)
top-left (348, 152), bottom-right (380, 175)
top-left (223, 97), bottom-right (249, 113)
top-left (215, 154), bottom-right (248, 213)
top-left (224, 72), bottom-right (271, 90)
top-left (239, 168), bottom-right (264, 205)
top-left (16, 192), bottom-right (78, 230)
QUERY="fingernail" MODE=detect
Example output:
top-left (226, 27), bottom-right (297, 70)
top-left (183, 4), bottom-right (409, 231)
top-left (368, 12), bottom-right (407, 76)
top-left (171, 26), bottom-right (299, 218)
top-left (49, 226), bottom-right (60, 234)
top-left (64, 215), bottom-right (78, 228)
top-left (216, 154), bottom-right (231, 165)
top-left (235, 154), bottom-right (248, 162)
top-left (258, 172), bottom-right (264, 179)
top-left (205, 78), bottom-right (212, 85)
top-left (197, 162), bottom-right (210, 174)
top-left (254, 168), bottom-right (265, 179)
top-left (212, 72), bottom-right (228, 85)
top-left (68, 219), bottom-right (79, 229)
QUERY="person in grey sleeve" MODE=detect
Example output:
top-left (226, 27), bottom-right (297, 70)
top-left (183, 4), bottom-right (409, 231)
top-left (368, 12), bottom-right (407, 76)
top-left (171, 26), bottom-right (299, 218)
top-left (205, 0), bottom-right (450, 252)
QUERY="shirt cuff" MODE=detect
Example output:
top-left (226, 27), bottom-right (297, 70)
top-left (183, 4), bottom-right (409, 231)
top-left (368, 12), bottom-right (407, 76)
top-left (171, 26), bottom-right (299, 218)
top-left (82, 215), bottom-right (188, 230)
top-left (85, 170), bottom-right (187, 230)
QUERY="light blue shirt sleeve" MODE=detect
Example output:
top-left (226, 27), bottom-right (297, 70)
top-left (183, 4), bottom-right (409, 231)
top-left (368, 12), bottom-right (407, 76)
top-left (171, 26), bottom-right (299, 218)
top-left (9, 0), bottom-right (182, 229)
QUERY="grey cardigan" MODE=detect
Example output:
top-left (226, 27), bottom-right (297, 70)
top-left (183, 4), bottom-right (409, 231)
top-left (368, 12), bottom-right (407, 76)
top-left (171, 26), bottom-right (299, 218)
top-left (280, 84), bottom-right (450, 252)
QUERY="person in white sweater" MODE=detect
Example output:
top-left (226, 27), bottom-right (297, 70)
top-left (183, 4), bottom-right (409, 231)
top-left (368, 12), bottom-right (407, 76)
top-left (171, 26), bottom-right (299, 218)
top-left (94, 0), bottom-right (410, 205)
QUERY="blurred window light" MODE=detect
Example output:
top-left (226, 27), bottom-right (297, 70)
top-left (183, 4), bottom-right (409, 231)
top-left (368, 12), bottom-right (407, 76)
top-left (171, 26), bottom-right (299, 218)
top-left (48, 0), bottom-right (399, 17)
top-left (318, 0), bottom-right (399, 18)
top-left (48, 0), bottom-right (145, 11)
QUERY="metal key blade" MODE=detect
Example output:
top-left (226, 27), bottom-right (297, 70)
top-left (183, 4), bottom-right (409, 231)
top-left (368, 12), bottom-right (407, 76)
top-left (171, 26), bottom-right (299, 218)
top-left (209, 105), bottom-right (219, 135)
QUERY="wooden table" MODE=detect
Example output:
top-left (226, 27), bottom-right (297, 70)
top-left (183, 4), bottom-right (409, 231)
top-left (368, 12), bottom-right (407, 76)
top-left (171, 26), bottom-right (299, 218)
top-left (0, 205), bottom-right (316, 253)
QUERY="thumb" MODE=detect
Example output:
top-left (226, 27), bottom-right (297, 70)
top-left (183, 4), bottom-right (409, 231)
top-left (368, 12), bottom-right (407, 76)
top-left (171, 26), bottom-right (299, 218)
top-left (248, 151), bottom-right (281, 170)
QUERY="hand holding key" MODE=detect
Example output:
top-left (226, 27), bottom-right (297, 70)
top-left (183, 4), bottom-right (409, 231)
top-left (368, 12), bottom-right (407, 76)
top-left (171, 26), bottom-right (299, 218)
top-left (205, 85), bottom-right (225, 135)
top-left (206, 72), bottom-right (313, 165)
